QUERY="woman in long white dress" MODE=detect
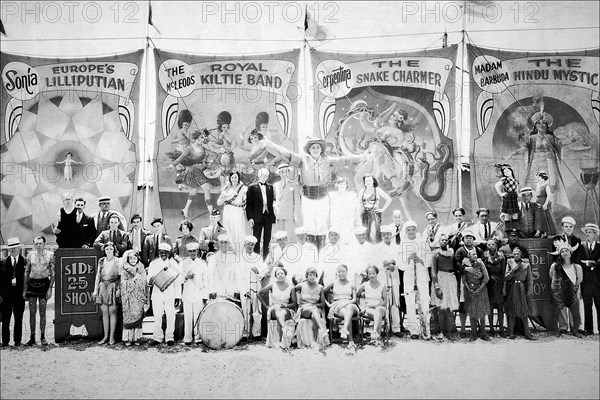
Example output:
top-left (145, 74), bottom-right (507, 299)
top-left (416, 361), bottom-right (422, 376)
top-left (217, 171), bottom-right (248, 254)
top-left (329, 176), bottom-right (360, 245)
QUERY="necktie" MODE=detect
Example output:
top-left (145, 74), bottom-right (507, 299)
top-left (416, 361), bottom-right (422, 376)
top-left (395, 226), bottom-right (401, 244)
top-left (484, 223), bottom-right (489, 239)
top-left (526, 203), bottom-right (529, 211)
top-left (154, 234), bottom-right (159, 258)
top-left (111, 231), bottom-right (116, 243)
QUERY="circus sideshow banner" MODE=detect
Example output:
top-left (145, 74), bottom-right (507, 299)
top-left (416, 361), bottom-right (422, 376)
top-left (153, 49), bottom-right (300, 235)
top-left (311, 47), bottom-right (458, 228)
top-left (468, 45), bottom-right (600, 228)
top-left (0, 51), bottom-right (143, 244)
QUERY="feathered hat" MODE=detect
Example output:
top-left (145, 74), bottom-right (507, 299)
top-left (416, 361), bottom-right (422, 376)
top-left (549, 238), bottom-right (579, 255)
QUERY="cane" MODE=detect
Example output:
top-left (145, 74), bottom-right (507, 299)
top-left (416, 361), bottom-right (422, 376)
top-left (245, 269), bottom-right (252, 339)
top-left (384, 263), bottom-right (393, 341)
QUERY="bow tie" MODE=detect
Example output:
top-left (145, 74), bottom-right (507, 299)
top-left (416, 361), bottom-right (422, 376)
top-left (259, 182), bottom-right (266, 186)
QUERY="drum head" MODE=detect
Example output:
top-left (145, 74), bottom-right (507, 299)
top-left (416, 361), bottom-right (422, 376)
top-left (197, 300), bottom-right (244, 349)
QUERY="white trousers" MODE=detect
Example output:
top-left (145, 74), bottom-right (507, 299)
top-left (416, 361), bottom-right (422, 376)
top-left (152, 298), bottom-right (176, 342)
top-left (301, 196), bottom-right (329, 236)
top-left (183, 301), bottom-right (203, 343)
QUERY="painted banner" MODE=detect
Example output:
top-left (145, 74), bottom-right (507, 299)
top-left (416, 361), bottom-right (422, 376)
top-left (1, 51), bottom-right (143, 244)
top-left (311, 47), bottom-right (458, 228)
top-left (153, 49), bottom-right (300, 236)
top-left (468, 45), bottom-right (600, 227)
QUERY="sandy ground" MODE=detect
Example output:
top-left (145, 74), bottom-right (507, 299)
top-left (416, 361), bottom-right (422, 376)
top-left (1, 299), bottom-right (599, 399)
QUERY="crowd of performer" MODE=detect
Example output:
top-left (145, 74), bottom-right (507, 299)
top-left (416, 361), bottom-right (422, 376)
top-left (0, 141), bottom-right (598, 350)
top-left (1, 198), bottom-right (598, 350)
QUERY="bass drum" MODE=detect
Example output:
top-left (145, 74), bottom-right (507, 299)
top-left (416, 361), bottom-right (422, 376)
top-left (197, 299), bottom-right (244, 349)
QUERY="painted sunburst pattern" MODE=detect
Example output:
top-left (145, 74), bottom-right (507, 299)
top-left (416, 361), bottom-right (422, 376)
top-left (1, 90), bottom-right (137, 244)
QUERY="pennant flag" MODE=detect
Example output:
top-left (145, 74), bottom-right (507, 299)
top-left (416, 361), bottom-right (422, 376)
top-left (0, 19), bottom-right (6, 36)
top-left (148, 1), bottom-right (161, 35)
top-left (304, 6), bottom-right (329, 41)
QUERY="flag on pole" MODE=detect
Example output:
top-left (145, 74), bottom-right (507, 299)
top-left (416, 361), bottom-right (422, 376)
top-left (304, 6), bottom-right (329, 41)
top-left (148, 1), bottom-right (161, 35)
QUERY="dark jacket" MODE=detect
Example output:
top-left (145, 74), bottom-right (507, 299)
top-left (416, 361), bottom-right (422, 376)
top-left (246, 182), bottom-right (276, 224)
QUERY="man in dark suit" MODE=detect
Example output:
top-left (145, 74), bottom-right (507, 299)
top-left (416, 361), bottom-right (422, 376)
top-left (0, 238), bottom-right (26, 346)
top-left (580, 223), bottom-right (600, 335)
top-left (93, 213), bottom-right (130, 256)
top-left (127, 213), bottom-right (150, 254)
top-left (142, 217), bottom-right (173, 267)
top-left (518, 187), bottom-right (541, 238)
top-left (73, 198), bottom-right (96, 248)
top-left (246, 167), bottom-right (276, 259)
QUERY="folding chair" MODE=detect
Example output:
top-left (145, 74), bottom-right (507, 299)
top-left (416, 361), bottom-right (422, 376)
top-left (358, 293), bottom-right (389, 346)
top-left (326, 291), bottom-right (363, 346)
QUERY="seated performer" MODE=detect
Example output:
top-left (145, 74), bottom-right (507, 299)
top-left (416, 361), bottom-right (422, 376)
top-left (324, 264), bottom-right (359, 352)
top-left (180, 242), bottom-right (208, 345)
top-left (357, 265), bottom-right (388, 346)
top-left (258, 264), bottom-right (297, 349)
top-left (147, 243), bottom-right (182, 346)
top-left (294, 267), bottom-right (329, 349)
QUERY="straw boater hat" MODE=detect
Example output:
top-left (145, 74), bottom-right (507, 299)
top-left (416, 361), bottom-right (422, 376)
top-left (244, 235), bottom-right (258, 244)
top-left (303, 136), bottom-right (327, 154)
top-left (7, 237), bottom-right (20, 247)
top-left (98, 196), bottom-right (111, 203)
top-left (549, 238), bottom-right (579, 255)
top-left (581, 223), bottom-right (599, 234)
top-left (277, 163), bottom-right (290, 172)
top-left (158, 243), bottom-right (171, 252)
top-left (520, 187), bottom-right (533, 196)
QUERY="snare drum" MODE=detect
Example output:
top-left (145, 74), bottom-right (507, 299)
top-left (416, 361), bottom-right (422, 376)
top-left (154, 266), bottom-right (179, 292)
top-left (197, 299), bottom-right (244, 349)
